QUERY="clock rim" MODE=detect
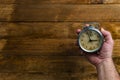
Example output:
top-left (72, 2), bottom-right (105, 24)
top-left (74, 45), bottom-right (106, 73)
top-left (78, 27), bottom-right (104, 53)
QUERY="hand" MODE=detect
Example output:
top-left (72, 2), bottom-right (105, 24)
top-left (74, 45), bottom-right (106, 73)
top-left (76, 26), bottom-right (114, 67)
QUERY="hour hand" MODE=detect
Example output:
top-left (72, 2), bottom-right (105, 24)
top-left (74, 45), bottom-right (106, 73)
top-left (91, 40), bottom-right (98, 41)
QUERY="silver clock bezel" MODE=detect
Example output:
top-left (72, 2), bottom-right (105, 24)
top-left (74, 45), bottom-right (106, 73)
top-left (78, 26), bottom-right (104, 53)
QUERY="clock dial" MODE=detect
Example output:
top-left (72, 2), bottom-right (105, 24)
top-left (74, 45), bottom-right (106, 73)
top-left (79, 30), bottom-right (101, 51)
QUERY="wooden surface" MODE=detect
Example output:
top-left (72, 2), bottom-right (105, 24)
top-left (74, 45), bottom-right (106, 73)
top-left (1, 5), bottom-right (120, 21)
top-left (0, 0), bottom-right (120, 80)
top-left (0, 0), bottom-right (120, 4)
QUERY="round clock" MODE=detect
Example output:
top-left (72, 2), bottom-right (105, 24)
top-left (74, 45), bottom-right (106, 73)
top-left (78, 25), bottom-right (104, 53)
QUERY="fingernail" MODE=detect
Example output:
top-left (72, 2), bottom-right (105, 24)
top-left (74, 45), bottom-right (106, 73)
top-left (76, 29), bottom-right (81, 34)
top-left (101, 28), bottom-right (104, 31)
top-left (85, 24), bottom-right (90, 27)
top-left (77, 29), bottom-right (81, 32)
top-left (75, 42), bottom-right (79, 46)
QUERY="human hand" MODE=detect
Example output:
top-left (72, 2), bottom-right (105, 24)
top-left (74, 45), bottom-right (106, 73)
top-left (76, 25), bottom-right (114, 67)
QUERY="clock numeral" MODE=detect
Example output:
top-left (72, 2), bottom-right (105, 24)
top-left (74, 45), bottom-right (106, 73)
top-left (97, 35), bottom-right (99, 38)
top-left (93, 46), bottom-right (96, 49)
top-left (82, 35), bottom-right (84, 37)
top-left (89, 47), bottom-right (92, 50)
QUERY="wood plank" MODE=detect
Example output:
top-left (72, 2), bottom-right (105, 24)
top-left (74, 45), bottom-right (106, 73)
top-left (0, 5), bottom-right (14, 21)
top-left (0, 0), bottom-right (120, 4)
top-left (0, 39), bottom-right (119, 56)
top-left (0, 54), bottom-right (97, 80)
top-left (0, 22), bottom-right (120, 39)
top-left (0, 0), bottom-right (15, 4)
top-left (0, 0), bottom-right (97, 4)
top-left (103, 0), bottom-right (120, 4)
top-left (1, 4), bottom-right (120, 21)
top-left (0, 39), bottom-right (80, 56)
top-left (0, 55), bottom-right (94, 73)
top-left (0, 72), bottom-right (98, 80)
top-left (0, 55), bottom-right (119, 76)
top-left (0, 73), bottom-right (53, 80)
top-left (0, 55), bottom-right (119, 77)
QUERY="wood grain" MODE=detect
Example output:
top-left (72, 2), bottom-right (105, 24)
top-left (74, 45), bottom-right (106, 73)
top-left (0, 39), bottom-right (119, 56)
top-left (0, 0), bottom-right (120, 80)
top-left (0, 72), bottom-right (98, 80)
top-left (0, 0), bottom-right (120, 4)
top-left (0, 39), bottom-right (79, 56)
top-left (0, 55), bottom-right (93, 72)
top-left (0, 0), bottom-right (99, 4)
top-left (0, 55), bottom-right (119, 79)
top-left (0, 5), bottom-right (14, 21)
top-left (0, 73), bottom-right (53, 80)
top-left (0, 22), bottom-right (120, 39)
top-left (101, 0), bottom-right (120, 4)
top-left (0, 55), bottom-right (119, 80)
top-left (1, 5), bottom-right (120, 21)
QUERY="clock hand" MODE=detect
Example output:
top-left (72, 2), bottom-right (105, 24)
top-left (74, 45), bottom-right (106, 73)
top-left (87, 31), bottom-right (92, 42)
top-left (91, 40), bottom-right (99, 42)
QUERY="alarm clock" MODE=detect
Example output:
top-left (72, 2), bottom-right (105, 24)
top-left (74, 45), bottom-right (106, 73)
top-left (78, 25), bottom-right (104, 53)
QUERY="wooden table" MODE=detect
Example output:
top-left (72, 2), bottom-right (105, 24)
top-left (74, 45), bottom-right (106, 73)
top-left (0, 0), bottom-right (120, 80)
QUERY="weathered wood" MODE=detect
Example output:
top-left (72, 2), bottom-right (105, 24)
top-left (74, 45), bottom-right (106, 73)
top-left (0, 73), bottom-right (53, 80)
top-left (0, 55), bottom-right (119, 77)
top-left (0, 55), bottom-right (94, 73)
top-left (0, 39), bottom-right (79, 56)
top-left (0, 0), bottom-right (120, 4)
top-left (0, 0), bottom-right (15, 4)
top-left (0, 0), bottom-right (99, 4)
top-left (0, 0), bottom-right (120, 80)
top-left (103, 0), bottom-right (120, 4)
top-left (1, 5), bottom-right (120, 21)
top-left (0, 5), bottom-right (14, 21)
top-left (0, 72), bottom-right (98, 80)
top-left (0, 39), bottom-right (119, 56)
top-left (0, 54), bottom-right (119, 73)
top-left (0, 22), bottom-right (120, 39)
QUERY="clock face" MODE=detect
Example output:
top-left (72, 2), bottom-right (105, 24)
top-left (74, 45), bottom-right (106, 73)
top-left (79, 29), bottom-right (102, 52)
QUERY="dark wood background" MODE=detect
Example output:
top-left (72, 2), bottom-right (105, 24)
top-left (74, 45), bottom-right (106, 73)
top-left (0, 0), bottom-right (120, 80)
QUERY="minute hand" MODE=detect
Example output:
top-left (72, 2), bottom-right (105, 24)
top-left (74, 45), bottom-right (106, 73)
top-left (87, 32), bottom-right (92, 41)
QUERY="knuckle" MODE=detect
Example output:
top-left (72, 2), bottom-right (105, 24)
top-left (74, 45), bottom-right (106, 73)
top-left (107, 31), bottom-right (111, 35)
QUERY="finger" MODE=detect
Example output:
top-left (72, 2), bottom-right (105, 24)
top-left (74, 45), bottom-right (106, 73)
top-left (75, 41), bottom-right (79, 46)
top-left (101, 28), bottom-right (113, 44)
top-left (85, 24), bottom-right (90, 27)
top-left (80, 50), bottom-right (85, 56)
top-left (76, 29), bottom-right (81, 35)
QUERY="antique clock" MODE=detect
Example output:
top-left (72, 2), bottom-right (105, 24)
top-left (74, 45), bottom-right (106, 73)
top-left (78, 24), bottom-right (104, 53)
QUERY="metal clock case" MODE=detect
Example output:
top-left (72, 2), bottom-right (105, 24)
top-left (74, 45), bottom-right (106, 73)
top-left (78, 26), bottom-right (104, 53)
